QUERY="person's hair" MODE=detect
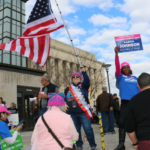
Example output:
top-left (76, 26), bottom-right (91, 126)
top-left (0, 112), bottom-right (5, 120)
top-left (0, 97), bottom-right (3, 103)
top-left (138, 73), bottom-right (150, 89)
top-left (11, 102), bottom-right (16, 109)
top-left (113, 93), bottom-right (117, 96)
top-left (2, 101), bottom-right (6, 105)
top-left (42, 74), bottom-right (51, 82)
top-left (102, 87), bottom-right (107, 91)
top-left (121, 68), bottom-right (133, 75)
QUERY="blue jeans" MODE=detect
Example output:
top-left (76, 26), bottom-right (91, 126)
top-left (101, 110), bottom-right (115, 133)
top-left (40, 108), bottom-right (47, 116)
top-left (71, 112), bottom-right (97, 148)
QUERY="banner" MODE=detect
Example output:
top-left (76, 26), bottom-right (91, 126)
top-left (115, 34), bottom-right (143, 53)
top-left (0, 129), bottom-right (23, 150)
top-left (7, 114), bottom-right (19, 126)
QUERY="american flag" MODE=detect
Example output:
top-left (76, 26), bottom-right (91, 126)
top-left (0, 0), bottom-right (64, 67)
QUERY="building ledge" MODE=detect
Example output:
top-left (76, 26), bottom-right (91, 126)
top-left (0, 63), bottom-right (46, 76)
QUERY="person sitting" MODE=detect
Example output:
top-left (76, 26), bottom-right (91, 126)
top-left (64, 67), bottom-right (97, 150)
top-left (0, 105), bottom-right (23, 150)
top-left (125, 73), bottom-right (150, 150)
top-left (31, 93), bottom-right (79, 150)
top-left (8, 103), bottom-right (18, 113)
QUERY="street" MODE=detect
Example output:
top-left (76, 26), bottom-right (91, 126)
top-left (21, 124), bottom-right (134, 150)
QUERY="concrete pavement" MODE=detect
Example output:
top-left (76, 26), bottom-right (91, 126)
top-left (21, 124), bottom-right (134, 150)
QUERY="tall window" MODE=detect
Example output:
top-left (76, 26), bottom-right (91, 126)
top-left (0, 0), bottom-right (27, 67)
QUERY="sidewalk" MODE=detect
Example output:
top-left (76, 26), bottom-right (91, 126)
top-left (21, 124), bottom-right (134, 150)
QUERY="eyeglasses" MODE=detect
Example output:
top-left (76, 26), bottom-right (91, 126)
top-left (72, 76), bottom-right (80, 79)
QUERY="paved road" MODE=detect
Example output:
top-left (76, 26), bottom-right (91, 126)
top-left (21, 124), bottom-right (134, 150)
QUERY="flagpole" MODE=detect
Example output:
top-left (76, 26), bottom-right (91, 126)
top-left (54, 0), bottom-right (83, 68)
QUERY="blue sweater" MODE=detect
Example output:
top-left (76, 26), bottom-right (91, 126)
top-left (64, 71), bottom-right (90, 114)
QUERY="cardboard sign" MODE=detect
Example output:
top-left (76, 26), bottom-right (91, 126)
top-left (115, 34), bottom-right (143, 53)
top-left (0, 129), bottom-right (23, 150)
top-left (7, 114), bottom-right (19, 126)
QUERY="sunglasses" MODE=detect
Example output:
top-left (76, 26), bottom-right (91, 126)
top-left (72, 76), bottom-right (80, 79)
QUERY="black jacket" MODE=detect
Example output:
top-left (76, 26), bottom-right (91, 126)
top-left (125, 89), bottom-right (150, 141)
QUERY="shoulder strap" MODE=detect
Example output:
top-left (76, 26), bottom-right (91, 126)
top-left (41, 115), bottom-right (64, 149)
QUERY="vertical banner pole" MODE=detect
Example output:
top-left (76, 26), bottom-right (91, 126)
top-left (54, 0), bottom-right (83, 68)
top-left (98, 113), bottom-right (106, 150)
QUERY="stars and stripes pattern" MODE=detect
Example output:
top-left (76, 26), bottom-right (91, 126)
top-left (0, 0), bottom-right (64, 67)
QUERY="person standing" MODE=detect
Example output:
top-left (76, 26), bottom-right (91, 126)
top-left (113, 93), bottom-right (120, 127)
top-left (31, 93), bottom-right (78, 150)
top-left (0, 97), bottom-right (4, 106)
top-left (38, 75), bottom-right (59, 115)
top-left (64, 67), bottom-right (97, 150)
top-left (96, 87), bottom-right (115, 134)
top-left (8, 103), bottom-right (18, 113)
top-left (33, 101), bottom-right (40, 123)
top-left (114, 46), bottom-right (140, 150)
top-left (125, 73), bottom-right (150, 150)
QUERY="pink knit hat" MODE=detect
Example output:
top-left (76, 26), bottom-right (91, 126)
top-left (121, 62), bottom-right (130, 69)
top-left (71, 72), bottom-right (82, 80)
top-left (48, 93), bottom-right (65, 106)
top-left (0, 105), bottom-right (12, 114)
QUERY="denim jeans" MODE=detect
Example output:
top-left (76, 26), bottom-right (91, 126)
top-left (119, 100), bottom-right (129, 129)
top-left (40, 108), bottom-right (47, 116)
top-left (101, 110), bottom-right (115, 133)
top-left (71, 112), bottom-right (97, 148)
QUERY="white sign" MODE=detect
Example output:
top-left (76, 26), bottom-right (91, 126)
top-left (26, 89), bottom-right (32, 91)
top-left (7, 114), bottom-right (19, 126)
top-left (29, 97), bottom-right (37, 102)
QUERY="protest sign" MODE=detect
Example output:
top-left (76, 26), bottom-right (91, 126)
top-left (115, 34), bottom-right (143, 53)
top-left (0, 129), bottom-right (23, 150)
top-left (7, 114), bottom-right (19, 126)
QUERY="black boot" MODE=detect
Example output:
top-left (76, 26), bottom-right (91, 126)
top-left (114, 128), bottom-right (126, 150)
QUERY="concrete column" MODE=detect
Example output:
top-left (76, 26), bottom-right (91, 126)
top-left (72, 63), bottom-right (77, 72)
top-left (58, 59), bottom-right (63, 87)
top-left (46, 57), bottom-right (50, 76)
top-left (66, 61), bottom-right (71, 87)
top-left (50, 57), bottom-right (55, 83)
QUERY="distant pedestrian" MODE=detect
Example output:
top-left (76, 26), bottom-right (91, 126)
top-left (0, 97), bottom-right (4, 106)
top-left (38, 74), bottom-right (59, 115)
top-left (113, 94), bottom-right (120, 127)
top-left (96, 87), bottom-right (115, 134)
top-left (125, 73), bottom-right (150, 150)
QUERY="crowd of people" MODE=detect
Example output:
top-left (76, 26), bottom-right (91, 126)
top-left (1, 46), bottom-right (150, 150)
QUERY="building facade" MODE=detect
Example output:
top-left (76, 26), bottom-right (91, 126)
top-left (0, 0), bottom-right (106, 130)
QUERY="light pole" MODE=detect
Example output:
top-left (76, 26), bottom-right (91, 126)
top-left (102, 64), bottom-right (111, 93)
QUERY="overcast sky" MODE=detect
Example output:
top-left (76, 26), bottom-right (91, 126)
top-left (25, 0), bottom-right (150, 95)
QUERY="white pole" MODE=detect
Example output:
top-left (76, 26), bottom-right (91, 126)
top-left (54, 0), bottom-right (83, 68)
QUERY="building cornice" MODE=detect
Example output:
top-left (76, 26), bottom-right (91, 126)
top-left (0, 63), bottom-right (46, 76)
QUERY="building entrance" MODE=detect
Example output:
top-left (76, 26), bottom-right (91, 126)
top-left (17, 86), bottom-right (40, 131)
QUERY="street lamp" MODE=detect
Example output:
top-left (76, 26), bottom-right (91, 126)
top-left (102, 64), bottom-right (111, 93)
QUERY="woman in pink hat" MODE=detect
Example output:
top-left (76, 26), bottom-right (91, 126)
top-left (114, 46), bottom-right (140, 150)
top-left (0, 105), bottom-right (23, 150)
top-left (31, 93), bottom-right (78, 150)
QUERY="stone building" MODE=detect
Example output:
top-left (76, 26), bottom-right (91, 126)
top-left (0, 0), bottom-right (106, 130)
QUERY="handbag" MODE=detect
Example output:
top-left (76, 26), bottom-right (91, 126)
top-left (41, 115), bottom-right (77, 150)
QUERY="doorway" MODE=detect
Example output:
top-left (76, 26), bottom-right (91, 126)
top-left (17, 86), bottom-right (40, 131)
